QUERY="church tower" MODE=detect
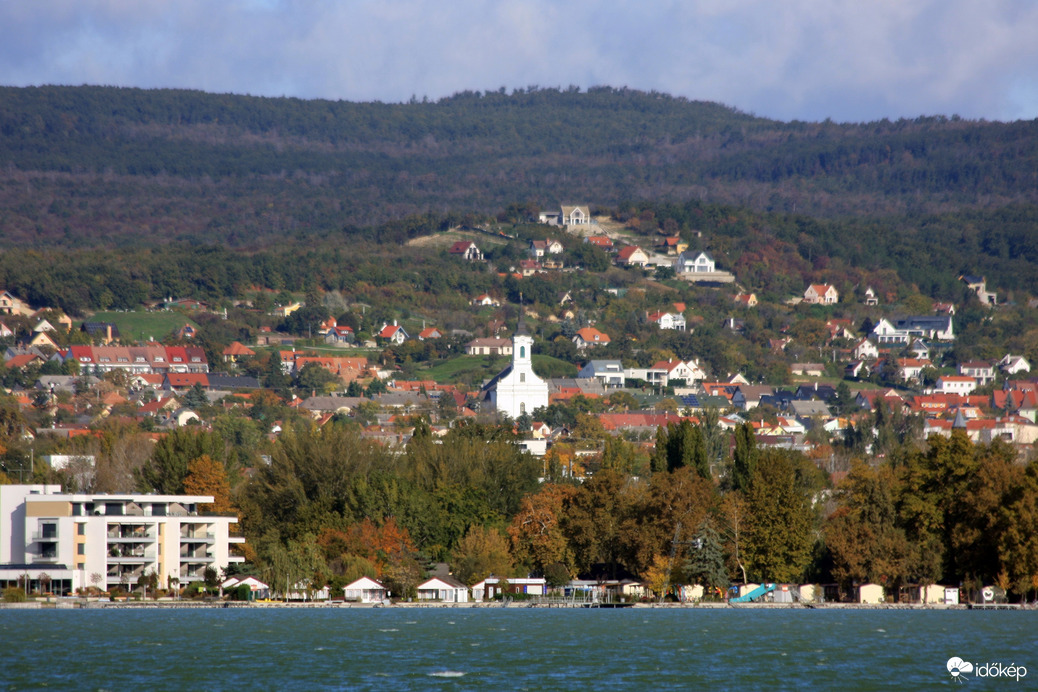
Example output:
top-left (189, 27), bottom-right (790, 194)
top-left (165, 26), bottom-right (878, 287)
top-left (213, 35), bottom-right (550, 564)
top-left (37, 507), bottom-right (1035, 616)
top-left (485, 314), bottom-right (549, 419)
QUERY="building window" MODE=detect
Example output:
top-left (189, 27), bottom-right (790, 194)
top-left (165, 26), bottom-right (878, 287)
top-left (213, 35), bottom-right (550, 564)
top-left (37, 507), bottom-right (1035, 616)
top-left (77, 524), bottom-right (86, 536)
top-left (520, 373), bottom-right (525, 383)
top-left (77, 544), bottom-right (86, 556)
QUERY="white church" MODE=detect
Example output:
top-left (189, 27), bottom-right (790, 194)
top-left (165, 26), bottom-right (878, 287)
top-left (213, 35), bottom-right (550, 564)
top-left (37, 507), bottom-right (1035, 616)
top-left (483, 318), bottom-right (549, 419)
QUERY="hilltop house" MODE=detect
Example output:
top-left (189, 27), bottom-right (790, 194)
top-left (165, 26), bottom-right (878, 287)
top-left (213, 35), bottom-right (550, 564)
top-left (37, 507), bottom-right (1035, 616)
top-left (675, 251), bottom-right (715, 275)
top-left (573, 327), bottom-right (611, 350)
top-left (377, 322), bottom-right (408, 345)
top-left (466, 337), bottom-right (512, 356)
top-left (616, 246), bottom-right (649, 267)
top-left (539, 205), bottom-right (591, 227)
top-left (803, 284), bottom-right (839, 305)
top-left (577, 360), bottom-right (625, 388)
top-left (673, 251), bottom-right (735, 283)
top-left (530, 239), bottom-right (564, 258)
top-left (871, 316), bottom-right (954, 344)
top-left (449, 241), bottom-right (483, 261)
top-left (646, 311), bottom-right (686, 331)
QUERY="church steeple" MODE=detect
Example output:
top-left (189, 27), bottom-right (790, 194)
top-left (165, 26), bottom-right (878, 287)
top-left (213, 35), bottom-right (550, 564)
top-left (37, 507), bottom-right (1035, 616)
top-left (515, 310), bottom-right (530, 337)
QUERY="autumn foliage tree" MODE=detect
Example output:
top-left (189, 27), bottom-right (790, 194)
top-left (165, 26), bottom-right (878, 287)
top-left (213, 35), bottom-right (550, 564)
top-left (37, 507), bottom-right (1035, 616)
top-left (183, 455), bottom-right (235, 515)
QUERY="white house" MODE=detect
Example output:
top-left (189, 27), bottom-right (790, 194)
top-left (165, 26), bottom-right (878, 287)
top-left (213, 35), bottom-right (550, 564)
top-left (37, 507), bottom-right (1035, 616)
top-left (871, 316), bottom-right (954, 344)
top-left (661, 359), bottom-right (706, 385)
top-left (896, 358), bottom-right (932, 383)
top-left (343, 576), bottom-right (388, 603)
top-left (572, 327), bottom-right (611, 350)
top-left (674, 251), bottom-right (715, 275)
top-left (561, 205), bottom-right (591, 226)
top-left (530, 240), bottom-right (564, 258)
top-left (616, 246), bottom-right (649, 267)
top-left (863, 287), bottom-right (879, 306)
top-left (377, 322), bottom-right (408, 345)
top-left (577, 360), bottom-right (625, 388)
top-left (803, 284), bottom-right (839, 305)
top-left (448, 241), bottom-right (483, 261)
top-left (853, 338), bottom-right (879, 361)
top-left (0, 484), bottom-right (242, 596)
top-left (998, 354), bottom-right (1030, 376)
top-left (485, 320), bottom-right (549, 419)
top-left (647, 311), bottom-right (686, 331)
top-left (958, 361), bottom-right (996, 386)
top-left (936, 375), bottom-right (977, 396)
top-left (417, 576), bottom-right (469, 602)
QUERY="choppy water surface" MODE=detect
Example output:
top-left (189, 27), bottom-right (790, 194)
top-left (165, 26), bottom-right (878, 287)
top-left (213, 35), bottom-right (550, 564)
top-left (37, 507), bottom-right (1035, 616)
top-left (1, 608), bottom-right (1034, 690)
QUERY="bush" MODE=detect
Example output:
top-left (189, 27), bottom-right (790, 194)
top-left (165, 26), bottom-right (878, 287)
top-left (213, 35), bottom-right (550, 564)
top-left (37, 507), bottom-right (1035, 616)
top-left (3, 586), bottom-right (27, 603)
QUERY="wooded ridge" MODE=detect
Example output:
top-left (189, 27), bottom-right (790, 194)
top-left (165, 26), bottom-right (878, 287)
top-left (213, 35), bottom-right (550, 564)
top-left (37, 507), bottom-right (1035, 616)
top-left (1, 85), bottom-right (1037, 249)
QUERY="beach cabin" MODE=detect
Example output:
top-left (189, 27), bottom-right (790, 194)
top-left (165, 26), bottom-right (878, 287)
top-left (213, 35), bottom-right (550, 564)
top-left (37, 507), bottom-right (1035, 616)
top-left (343, 577), bottom-right (388, 604)
top-left (798, 584), bottom-right (822, 604)
top-left (857, 583), bottom-right (885, 604)
top-left (417, 576), bottom-right (469, 603)
top-left (918, 584), bottom-right (945, 604)
top-left (471, 576), bottom-right (547, 602)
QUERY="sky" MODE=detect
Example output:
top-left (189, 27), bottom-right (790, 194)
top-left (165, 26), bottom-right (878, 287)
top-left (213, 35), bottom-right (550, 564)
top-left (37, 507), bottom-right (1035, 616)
top-left (2, 1), bottom-right (1036, 123)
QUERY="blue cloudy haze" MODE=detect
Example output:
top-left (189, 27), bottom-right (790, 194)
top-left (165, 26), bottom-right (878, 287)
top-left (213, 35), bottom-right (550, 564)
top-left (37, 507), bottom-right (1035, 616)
top-left (1, 0), bottom-right (1036, 123)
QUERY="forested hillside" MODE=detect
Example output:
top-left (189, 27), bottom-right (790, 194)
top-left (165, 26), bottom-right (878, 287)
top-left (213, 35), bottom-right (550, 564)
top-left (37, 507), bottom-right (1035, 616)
top-left (1, 85), bottom-right (1037, 250)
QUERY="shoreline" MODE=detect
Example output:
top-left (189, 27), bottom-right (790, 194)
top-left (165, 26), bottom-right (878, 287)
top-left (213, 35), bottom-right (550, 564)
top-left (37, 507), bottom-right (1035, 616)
top-left (1, 599), bottom-right (1031, 611)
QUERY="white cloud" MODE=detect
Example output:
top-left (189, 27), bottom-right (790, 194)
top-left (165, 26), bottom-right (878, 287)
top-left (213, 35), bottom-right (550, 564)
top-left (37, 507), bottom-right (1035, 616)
top-left (0, 0), bottom-right (1035, 121)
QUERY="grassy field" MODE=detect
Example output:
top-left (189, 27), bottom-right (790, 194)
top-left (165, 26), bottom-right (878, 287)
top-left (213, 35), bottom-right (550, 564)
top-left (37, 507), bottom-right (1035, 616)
top-left (89, 311), bottom-right (198, 342)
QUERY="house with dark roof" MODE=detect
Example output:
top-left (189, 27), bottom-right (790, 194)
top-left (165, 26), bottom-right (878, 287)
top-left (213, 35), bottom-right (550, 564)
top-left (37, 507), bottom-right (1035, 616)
top-left (448, 241), bottom-right (483, 261)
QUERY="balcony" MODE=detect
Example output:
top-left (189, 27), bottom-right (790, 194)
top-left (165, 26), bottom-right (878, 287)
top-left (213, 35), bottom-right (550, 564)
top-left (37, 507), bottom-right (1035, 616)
top-left (107, 527), bottom-right (156, 542)
top-left (108, 546), bottom-right (154, 563)
top-left (179, 532), bottom-right (215, 544)
top-left (32, 532), bottom-right (59, 542)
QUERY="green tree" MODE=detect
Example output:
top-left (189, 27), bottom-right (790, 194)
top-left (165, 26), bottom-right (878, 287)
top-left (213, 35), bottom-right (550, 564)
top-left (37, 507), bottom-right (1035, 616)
top-left (743, 450), bottom-right (814, 583)
top-left (825, 462), bottom-right (912, 595)
top-left (451, 525), bottom-right (515, 585)
top-left (685, 521), bottom-right (730, 593)
top-left (183, 383), bottom-right (209, 410)
top-left (650, 420), bottom-right (709, 478)
top-left (731, 422), bottom-right (759, 492)
top-left (137, 429), bottom-right (228, 494)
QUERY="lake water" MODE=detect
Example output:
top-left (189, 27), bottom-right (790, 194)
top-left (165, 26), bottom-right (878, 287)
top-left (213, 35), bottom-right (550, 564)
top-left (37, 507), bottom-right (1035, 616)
top-left (1, 607), bottom-right (1034, 690)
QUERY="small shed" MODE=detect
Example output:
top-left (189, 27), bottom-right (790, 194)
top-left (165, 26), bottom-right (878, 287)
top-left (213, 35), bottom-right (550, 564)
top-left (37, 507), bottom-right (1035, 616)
top-left (918, 584), bottom-right (945, 604)
top-left (417, 576), bottom-right (469, 603)
top-left (343, 577), bottom-right (388, 603)
top-left (798, 584), bottom-right (822, 604)
top-left (858, 583), bottom-right (885, 604)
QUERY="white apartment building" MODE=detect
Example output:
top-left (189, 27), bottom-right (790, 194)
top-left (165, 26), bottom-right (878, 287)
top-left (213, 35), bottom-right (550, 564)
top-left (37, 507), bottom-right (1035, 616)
top-left (0, 485), bottom-right (243, 596)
